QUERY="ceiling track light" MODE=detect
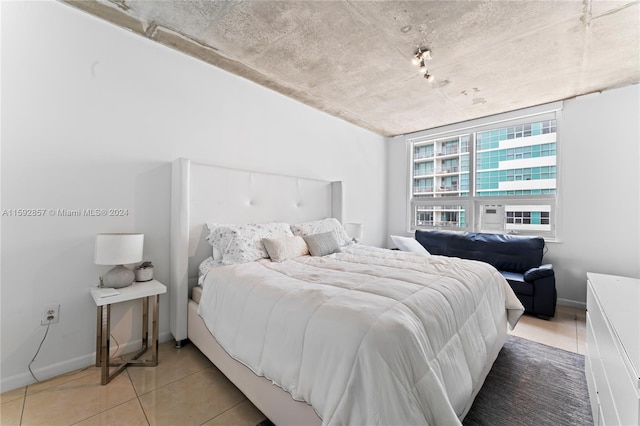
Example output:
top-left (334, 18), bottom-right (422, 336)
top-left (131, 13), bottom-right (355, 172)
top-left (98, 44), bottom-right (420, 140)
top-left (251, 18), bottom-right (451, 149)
top-left (419, 48), bottom-right (432, 62)
top-left (413, 47), bottom-right (434, 83)
top-left (418, 59), bottom-right (428, 73)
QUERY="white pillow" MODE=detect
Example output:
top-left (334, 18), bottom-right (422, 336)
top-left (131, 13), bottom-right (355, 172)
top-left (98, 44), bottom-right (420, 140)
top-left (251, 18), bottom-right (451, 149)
top-left (290, 218), bottom-right (352, 246)
top-left (390, 235), bottom-right (431, 255)
top-left (262, 236), bottom-right (309, 262)
top-left (208, 222), bottom-right (294, 264)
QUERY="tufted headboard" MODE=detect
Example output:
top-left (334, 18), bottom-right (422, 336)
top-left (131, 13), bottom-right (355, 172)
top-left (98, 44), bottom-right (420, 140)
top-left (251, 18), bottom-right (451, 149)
top-left (169, 158), bottom-right (343, 343)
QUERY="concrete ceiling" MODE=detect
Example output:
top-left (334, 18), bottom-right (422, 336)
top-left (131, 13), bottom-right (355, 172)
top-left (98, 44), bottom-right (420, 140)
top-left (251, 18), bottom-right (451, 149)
top-left (65, 0), bottom-right (640, 136)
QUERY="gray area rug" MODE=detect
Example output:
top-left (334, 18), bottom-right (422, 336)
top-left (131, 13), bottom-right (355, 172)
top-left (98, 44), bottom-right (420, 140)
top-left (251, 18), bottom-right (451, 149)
top-left (463, 334), bottom-right (593, 426)
top-left (256, 335), bottom-right (593, 426)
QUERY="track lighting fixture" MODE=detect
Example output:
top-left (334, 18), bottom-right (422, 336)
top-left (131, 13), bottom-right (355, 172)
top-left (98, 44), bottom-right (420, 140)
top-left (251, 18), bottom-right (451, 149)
top-left (417, 48), bottom-right (432, 62)
top-left (412, 47), bottom-right (431, 65)
top-left (413, 47), bottom-right (434, 83)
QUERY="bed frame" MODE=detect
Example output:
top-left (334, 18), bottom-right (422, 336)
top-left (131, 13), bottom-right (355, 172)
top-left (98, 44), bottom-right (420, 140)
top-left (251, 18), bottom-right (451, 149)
top-left (169, 158), bottom-right (508, 425)
top-left (169, 158), bottom-right (342, 425)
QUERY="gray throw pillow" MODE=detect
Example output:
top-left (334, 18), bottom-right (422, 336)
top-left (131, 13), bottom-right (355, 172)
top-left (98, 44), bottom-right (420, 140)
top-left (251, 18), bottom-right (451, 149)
top-left (303, 231), bottom-right (340, 257)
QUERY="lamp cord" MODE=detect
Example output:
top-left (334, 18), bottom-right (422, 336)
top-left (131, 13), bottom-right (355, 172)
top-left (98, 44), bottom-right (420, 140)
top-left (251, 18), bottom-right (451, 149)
top-left (28, 320), bottom-right (52, 383)
top-left (28, 324), bottom-right (122, 384)
top-left (110, 333), bottom-right (120, 358)
top-left (28, 322), bottom-right (115, 384)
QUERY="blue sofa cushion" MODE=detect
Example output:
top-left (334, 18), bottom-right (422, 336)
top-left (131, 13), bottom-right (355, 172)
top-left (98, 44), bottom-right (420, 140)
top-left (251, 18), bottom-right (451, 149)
top-left (415, 229), bottom-right (544, 273)
top-left (500, 271), bottom-right (535, 296)
top-left (500, 271), bottom-right (525, 283)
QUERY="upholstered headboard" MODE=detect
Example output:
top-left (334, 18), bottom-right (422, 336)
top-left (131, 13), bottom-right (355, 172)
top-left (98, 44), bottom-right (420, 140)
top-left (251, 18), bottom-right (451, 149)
top-left (169, 158), bottom-right (343, 343)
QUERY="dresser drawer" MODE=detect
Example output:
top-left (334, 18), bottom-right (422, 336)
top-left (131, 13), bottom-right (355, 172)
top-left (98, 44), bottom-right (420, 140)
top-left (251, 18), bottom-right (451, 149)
top-left (585, 354), bottom-right (599, 425)
top-left (587, 312), bottom-right (619, 425)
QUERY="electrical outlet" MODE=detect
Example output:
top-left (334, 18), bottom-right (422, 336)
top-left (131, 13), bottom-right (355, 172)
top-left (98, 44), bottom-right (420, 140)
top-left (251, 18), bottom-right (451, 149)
top-left (41, 304), bottom-right (60, 325)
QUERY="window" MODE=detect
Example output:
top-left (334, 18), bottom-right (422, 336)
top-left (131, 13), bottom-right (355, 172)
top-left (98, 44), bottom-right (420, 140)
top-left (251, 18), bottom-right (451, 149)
top-left (407, 102), bottom-right (561, 239)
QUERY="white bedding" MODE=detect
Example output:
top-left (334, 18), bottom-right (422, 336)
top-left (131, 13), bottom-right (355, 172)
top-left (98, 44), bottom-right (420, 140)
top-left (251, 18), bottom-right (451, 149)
top-left (198, 245), bottom-right (524, 425)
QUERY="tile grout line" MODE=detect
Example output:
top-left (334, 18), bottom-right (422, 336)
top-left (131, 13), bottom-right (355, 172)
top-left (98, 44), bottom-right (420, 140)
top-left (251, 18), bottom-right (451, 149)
top-left (128, 371), bottom-right (153, 426)
top-left (68, 398), bottom-right (141, 426)
top-left (124, 369), bottom-right (152, 426)
top-left (135, 365), bottom-right (235, 425)
top-left (131, 358), bottom-right (217, 424)
top-left (18, 386), bottom-right (27, 426)
top-left (22, 366), bottom-right (95, 398)
top-left (198, 398), bottom-right (249, 426)
top-left (61, 369), bottom-right (139, 426)
top-left (132, 362), bottom-right (215, 398)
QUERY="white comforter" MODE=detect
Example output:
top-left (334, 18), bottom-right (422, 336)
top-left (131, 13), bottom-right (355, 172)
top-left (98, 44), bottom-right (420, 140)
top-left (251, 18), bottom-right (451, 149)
top-left (198, 245), bottom-right (524, 425)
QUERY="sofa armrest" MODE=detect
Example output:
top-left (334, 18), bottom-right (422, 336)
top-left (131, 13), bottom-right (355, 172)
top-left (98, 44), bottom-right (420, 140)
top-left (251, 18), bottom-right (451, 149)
top-left (524, 264), bottom-right (554, 282)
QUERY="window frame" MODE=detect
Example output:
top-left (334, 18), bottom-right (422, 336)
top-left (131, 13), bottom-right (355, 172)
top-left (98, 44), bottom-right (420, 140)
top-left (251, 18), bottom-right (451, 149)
top-left (406, 102), bottom-right (563, 241)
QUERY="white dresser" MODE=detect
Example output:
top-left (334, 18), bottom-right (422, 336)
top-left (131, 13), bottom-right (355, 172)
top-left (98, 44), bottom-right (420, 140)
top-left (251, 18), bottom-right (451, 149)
top-left (586, 272), bottom-right (640, 426)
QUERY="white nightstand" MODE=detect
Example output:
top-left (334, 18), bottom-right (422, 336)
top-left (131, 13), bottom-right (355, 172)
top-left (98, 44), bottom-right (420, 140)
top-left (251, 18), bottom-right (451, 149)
top-left (90, 279), bottom-right (167, 385)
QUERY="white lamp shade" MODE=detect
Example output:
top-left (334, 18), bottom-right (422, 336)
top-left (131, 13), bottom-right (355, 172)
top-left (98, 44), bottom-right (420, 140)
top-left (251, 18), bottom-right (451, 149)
top-left (95, 233), bottom-right (144, 265)
top-left (344, 223), bottom-right (363, 240)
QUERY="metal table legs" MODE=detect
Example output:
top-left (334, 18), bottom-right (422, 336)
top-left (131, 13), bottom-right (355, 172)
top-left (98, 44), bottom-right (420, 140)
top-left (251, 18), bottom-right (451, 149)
top-left (95, 294), bottom-right (160, 385)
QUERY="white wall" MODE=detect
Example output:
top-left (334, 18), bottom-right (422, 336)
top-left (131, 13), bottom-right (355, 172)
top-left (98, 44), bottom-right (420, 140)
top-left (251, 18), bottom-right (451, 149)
top-left (388, 84), bottom-right (640, 307)
top-left (552, 86), bottom-right (639, 304)
top-left (0, 1), bottom-right (387, 391)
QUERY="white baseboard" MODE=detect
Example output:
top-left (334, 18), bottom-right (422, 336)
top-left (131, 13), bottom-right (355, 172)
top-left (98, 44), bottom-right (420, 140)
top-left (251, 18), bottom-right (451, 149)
top-left (0, 331), bottom-right (174, 393)
top-left (557, 298), bottom-right (586, 310)
top-left (0, 353), bottom-right (94, 393)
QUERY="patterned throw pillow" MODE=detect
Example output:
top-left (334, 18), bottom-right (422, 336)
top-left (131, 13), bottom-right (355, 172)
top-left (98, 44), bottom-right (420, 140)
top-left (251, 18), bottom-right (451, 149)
top-left (208, 222), bottom-right (293, 264)
top-left (290, 218), bottom-right (352, 246)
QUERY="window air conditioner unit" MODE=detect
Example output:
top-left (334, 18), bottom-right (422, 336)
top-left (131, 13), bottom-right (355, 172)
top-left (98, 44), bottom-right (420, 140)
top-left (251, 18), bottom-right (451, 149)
top-left (480, 204), bottom-right (504, 232)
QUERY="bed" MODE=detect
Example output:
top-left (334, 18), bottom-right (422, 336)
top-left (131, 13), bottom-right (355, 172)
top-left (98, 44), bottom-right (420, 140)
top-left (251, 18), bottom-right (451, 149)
top-left (169, 158), bottom-right (524, 425)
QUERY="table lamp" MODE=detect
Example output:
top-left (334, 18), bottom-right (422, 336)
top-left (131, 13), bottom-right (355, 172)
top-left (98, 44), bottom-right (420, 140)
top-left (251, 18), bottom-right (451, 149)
top-left (95, 233), bottom-right (144, 288)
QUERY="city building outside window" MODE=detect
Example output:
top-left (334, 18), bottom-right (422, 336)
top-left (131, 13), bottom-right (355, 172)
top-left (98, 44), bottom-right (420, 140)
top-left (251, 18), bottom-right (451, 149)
top-left (407, 102), bottom-right (562, 239)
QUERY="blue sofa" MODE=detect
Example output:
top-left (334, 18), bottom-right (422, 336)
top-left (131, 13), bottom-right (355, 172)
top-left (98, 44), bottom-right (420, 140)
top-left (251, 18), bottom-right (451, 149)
top-left (415, 229), bottom-right (557, 318)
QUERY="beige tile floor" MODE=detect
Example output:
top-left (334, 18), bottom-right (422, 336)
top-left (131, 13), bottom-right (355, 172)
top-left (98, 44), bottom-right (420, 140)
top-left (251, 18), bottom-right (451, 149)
top-left (1, 305), bottom-right (586, 426)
